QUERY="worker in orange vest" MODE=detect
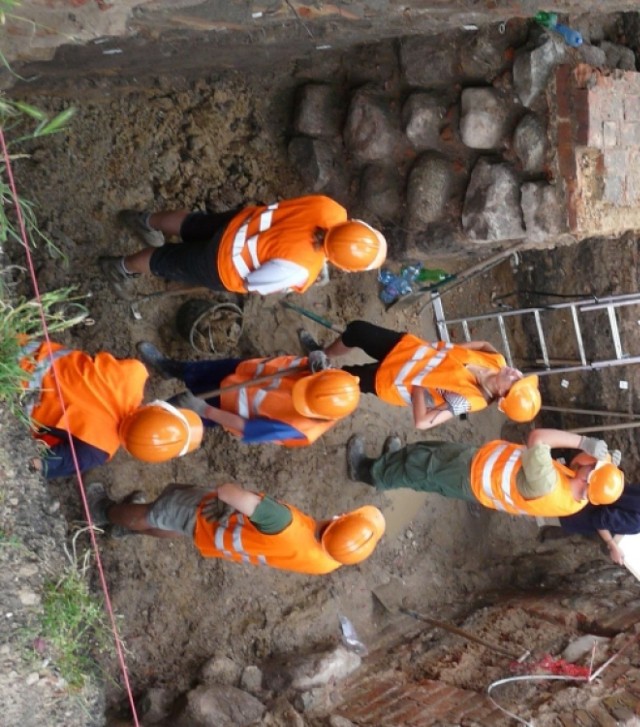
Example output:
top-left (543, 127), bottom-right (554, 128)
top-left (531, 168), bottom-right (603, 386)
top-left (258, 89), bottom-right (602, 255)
top-left (20, 340), bottom-right (203, 478)
top-left (346, 429), bottom-right (624, 518)
top-left (87, 481), bottom-right (385, 575)
top-left (98, 196), bottom-right (387, 299)
top-left (300, 320), bottom-right (541, 429)
top-left (137, 342), bottom-right (360, 447)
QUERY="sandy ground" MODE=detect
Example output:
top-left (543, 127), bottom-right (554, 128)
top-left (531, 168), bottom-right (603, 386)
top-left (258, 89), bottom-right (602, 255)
top-left (8, 54), bottom-right (636, 721)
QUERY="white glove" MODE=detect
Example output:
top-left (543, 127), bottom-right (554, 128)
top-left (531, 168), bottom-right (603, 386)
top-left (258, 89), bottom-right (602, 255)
top-left (579, 436), bottom-right (609, 460)
top-left (611, 449), bottom-right (622, 467)
top-left (171, 390), bottom-right (208, 417)
top-left (308, 350), bottom-right (331, 373)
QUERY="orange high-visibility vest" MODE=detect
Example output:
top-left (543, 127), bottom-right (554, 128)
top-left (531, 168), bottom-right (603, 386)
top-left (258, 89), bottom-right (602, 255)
top-left (21, 341), bottom-right (148, 457)
top-left (469, 441), bottom-right (587, 517)
top-left (193, 494), bottom-right (341, 574)
top-left (219, 355), bottom-right (335, 447)
top-left (375, 335), bottom-right (507, 409)
top-left (217, 196), bottom-right (347, 294)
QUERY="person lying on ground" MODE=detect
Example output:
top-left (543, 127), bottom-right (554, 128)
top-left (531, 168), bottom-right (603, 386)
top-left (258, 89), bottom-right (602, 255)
top-left (87, 481), bottom-right (385, 575)
top-left (346, 428), bottom-right (624, 518)
top-left (539, 483), bottom-right (640, 565)
top-left (137, 341), bottom-right (360, 448)
top-left (299, 320), bottom-right (541, 430)
top-left (20, 339), bottom-right (203, 478)
top-left (98, 195), bottom-right (387, 299)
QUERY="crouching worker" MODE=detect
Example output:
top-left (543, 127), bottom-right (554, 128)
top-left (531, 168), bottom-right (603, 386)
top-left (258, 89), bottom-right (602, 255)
top-left (137, 342), bottom-right (360, 447)
top-left (300, 320), bottom-right (541, 430)
top-left (347, 428), bottom-right (624, 518)
top-left (87, 482), bottom-right (385, 575)
top-left (20, 339), bottom-right (203, 477)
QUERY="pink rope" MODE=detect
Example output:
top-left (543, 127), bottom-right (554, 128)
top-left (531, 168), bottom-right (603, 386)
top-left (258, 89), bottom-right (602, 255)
top-left (0, 127), bottom-right (140, 726)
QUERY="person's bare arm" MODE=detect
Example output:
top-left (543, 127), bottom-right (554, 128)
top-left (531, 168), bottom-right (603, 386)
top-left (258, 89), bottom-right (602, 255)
top-left (597, 528), bottom-right (624, 565)
top-left (202, 403), bottom-right (246, 434)
top-left (411, 387), bottom-right (455, 429)
top-left (216, 483), bottom-right (261, 517)
top-left (458, 341), bottom-right (500, 354)
top-left (527, 429), bottom-right (584, 450)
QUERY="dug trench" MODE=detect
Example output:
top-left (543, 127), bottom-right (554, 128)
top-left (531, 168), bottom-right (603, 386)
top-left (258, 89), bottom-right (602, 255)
top-left (5, 31), bottom-right (640, 725)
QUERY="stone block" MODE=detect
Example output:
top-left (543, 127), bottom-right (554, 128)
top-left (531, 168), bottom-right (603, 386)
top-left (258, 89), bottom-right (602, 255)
top-left (621, 122), bottom-right (640, 146)
top-left (403, 92), bottom-right (447, 151)
top-left (263, 646), bottom-right (361, 693)
top-left (400, 35), bottom-right (459, 89)
top-left (358, 164), bottom-right (404, 221)
top-left (603, 121), bottom-right (619, 148)
top-left (600, 41), bottom-right (637, 72)
top-left (578, 44), bottom-right (608, 68)
top-left (292, 83), bottom-right (343, 138)
top-left (459, 87), bottom-right (512, 149)
top-left (199, 655), bottom-right (241, 686)
top-left (513, 35), bottom-right (568, 108)
top-left (521, 182), bottom-right (566, 241)
top-left (459, 21), bottom-right (529, 82)
top-left (513, 113), bottom-right (547, 172)
top-left (175, 684), bottom-right (265, 727)
top-left (288, 136), bottom-right (341, 193)
top-left (462, 158), bottom-right (525, 241)
top-left (343, 88), bottom-right (405, 163)
top-left (406, 153), bottom-right (455, 226)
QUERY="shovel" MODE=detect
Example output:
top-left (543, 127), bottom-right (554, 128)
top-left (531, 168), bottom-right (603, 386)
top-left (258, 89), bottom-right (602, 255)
top-left (372, 578), bottom-right (529, 662)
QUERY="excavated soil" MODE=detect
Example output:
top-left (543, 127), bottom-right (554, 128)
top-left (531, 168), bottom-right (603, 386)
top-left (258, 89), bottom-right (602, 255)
top-left (5, 46), bottom-right (638, 723)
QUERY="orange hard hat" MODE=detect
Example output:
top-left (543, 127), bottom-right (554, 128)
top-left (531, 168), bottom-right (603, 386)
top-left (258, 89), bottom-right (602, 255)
top-left (324, 220), bottom-right (387, 272)
top-left (291, 369), bottom-right (360, 420)
top-left (587, 461), bottom-right (624, 505)
top-left (498, 375), bottom-right (541, 423)
top-left (119, 401), bottom-right (204, 463)
top-left (321, 505), bottom-right (386, 565)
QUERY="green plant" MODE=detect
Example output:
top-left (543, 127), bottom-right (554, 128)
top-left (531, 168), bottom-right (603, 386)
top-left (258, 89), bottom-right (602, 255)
top-left (39, 531), bottom-right (111, 689)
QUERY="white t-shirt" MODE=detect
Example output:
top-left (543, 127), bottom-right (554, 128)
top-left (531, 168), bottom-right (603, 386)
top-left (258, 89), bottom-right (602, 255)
top-left (245, 258), bottom-right (309, 295)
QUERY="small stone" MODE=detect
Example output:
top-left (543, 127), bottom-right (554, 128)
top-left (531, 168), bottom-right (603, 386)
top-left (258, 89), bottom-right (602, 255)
top-left (240, 665), bottom-right (263, 694)
top-left (19, 590), bottom-right (40, 606)
top-left (25, 672), bottom-right (40, 686)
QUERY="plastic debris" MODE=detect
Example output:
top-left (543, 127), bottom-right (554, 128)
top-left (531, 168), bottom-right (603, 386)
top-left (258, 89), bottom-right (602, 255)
top-left (378, 264), bottom-right (450, 305)
top-left (339, 615), bottom-right (368, 656)
top-left (535, 11), bottom-right (583, 47)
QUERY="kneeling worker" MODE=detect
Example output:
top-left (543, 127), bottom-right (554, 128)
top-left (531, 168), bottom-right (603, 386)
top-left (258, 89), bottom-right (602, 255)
top-left (88, 482), bottom-right (385, 575)
top-left (138, 342), bottom-right (360, 447)
top-left (20, 339), bottom-right (203, 477)
top-left (347, 429), bottom-right (624, 518)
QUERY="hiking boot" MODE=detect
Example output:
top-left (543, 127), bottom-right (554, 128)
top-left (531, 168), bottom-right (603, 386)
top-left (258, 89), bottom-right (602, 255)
top-left (111, 491), bottom-right (146, 539)
top-left (98, 255), bottom-right (138, 300)
top-left (136, 341), bottom-right (184, 380)
top-left (346, 435), bottom-right (374, 484)
top-left (298, 329), bottom-right (322, 354)
top-left (382, 435), bottom-right (402, 455)
top-left (118, 210), bottom-right (165, 248)
top-left (86, 482), bottom-right (115, 527)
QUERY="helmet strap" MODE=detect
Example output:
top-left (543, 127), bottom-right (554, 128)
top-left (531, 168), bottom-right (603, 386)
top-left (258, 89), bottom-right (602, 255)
top-left (149, 399), bottom-right (192, 457)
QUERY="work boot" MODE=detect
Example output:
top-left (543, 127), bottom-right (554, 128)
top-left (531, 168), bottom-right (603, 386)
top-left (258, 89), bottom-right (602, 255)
top-left (298, 328), bottom-right (322, 354)
top-left (136, 341), bottom-right (184, 380)
top-left (111, 490), bottom-right (146, 539)
top-left (346, 435), bottom-right (374, 485)
top-left (98, 255), bottom-right (139, 300)
top-left (86, 482), bottom-right (115, 527)
top-left (118, 210), bottom-right (165, 248)
top-left (382, 434), bottom-right (402, 455)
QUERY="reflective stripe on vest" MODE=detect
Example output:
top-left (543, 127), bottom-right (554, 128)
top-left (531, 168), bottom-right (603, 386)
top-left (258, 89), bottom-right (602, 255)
top-left (22, 346), bottom-right (73, 417)
top-left (213, 514), bottom-right (268, 566)
top-left (394, 343), bottom-right (452, 405)
top-left (231, 203), bottom-right (279, 280)
top-left (235, 356), bottom-right (305, 418)
top-left (479, 446), bottom-right (530, 514)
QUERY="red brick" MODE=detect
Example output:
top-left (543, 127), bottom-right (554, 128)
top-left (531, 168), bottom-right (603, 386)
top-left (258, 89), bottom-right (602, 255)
top-left (603, 175), bottom-right (625, 206)
top-left (555, 66), bottom-right (573, 119)
top-left (597, 604), bottom-right (640, 631)
top-left (603, 121), bottom-right (619, 147)
top-left (620, 121), bottom-right (640, 146)
top-left (379, 699), bottom-right (428, 725)
top-left (558, 144), bottom-right (577, 181)
top-left (586, 704), bottom-right (619, 727)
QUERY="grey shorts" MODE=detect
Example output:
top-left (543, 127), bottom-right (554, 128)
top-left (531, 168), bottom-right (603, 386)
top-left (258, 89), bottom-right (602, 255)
top-left (146, 484), bottom-right (210, 536)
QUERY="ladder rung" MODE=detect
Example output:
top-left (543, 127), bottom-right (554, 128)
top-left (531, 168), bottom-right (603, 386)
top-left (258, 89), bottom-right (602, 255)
top-left (606, 305), bottom-right (624, 359)
top-left (570, 305), bottom-right (587, 366)
top-left (533, 310), bottom-right (550, 369)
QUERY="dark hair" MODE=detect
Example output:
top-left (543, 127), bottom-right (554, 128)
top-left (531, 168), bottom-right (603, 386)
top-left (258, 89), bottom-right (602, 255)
top-left (312, 226), bottom-right (327, 250)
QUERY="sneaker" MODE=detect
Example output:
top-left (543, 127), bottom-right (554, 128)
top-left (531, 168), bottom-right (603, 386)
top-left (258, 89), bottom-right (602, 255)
top-left (382, 435), bottom-right (402, 455)
top-left (298, 328), bottom-right (322, 354)
top-left (111, 491), bottom-right (146, 539)
top-left (136, 341), bottom-right (182, 380)
top-left (98, 255), bottom-right (138, 300)
top-left (346, 434), bottom-right (371, 483)
top-left (118, 210), bottom-right (165, 248)
top-left (86, 482), bottom-right (115, 527)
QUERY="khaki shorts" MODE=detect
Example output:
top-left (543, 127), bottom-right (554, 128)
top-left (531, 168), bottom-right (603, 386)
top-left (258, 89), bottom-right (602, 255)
top-left (146, 484), bottom-right (210, 536)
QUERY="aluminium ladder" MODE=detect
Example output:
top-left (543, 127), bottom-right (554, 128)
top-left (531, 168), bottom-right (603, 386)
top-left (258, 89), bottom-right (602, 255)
top-left (431, 291), bottom-right (640, 377)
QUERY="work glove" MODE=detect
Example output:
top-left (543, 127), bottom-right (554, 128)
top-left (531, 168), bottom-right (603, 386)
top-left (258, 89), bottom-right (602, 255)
top-left (578, 436), bottom-right (609, 460)
top-left (171, 390), bottom-right (209, 417)
top-left (308, 350), bottom-right (331, 373)
top-left (611, 449), bottom-right (622, 467)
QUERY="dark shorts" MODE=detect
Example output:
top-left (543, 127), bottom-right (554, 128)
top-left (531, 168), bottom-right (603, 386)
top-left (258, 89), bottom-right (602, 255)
top-left (146, 484), bottom-right (210, 536)
top-left (148, 210), bottom-right (238, 290)
top-left (341, 321), bottom-right (404, 395)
